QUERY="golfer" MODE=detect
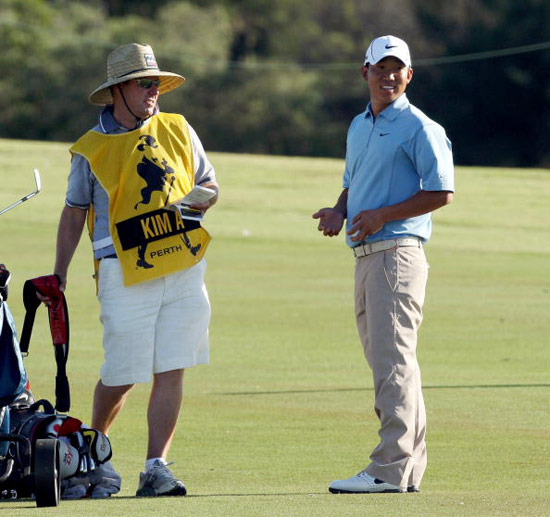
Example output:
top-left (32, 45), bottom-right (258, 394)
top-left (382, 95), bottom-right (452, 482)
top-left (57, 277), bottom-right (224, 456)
top-left (313, 35), bottom-right (454, 493)
top-left (53, 43), bottom-right (218, 497)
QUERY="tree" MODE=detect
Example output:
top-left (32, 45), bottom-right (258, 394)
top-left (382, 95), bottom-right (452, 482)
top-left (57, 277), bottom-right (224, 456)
top-left (0, 0), bottom-right (548, 166)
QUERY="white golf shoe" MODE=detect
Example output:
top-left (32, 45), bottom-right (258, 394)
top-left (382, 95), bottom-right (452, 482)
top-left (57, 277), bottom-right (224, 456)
top-left (329, 469), bottom-right (404, 494)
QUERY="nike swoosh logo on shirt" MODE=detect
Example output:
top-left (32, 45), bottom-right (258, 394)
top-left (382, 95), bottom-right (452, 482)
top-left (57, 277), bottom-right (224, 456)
top-left (379, 133), bottom-right (390, 137)
top-left (385, 45), bottom-right (398, 49)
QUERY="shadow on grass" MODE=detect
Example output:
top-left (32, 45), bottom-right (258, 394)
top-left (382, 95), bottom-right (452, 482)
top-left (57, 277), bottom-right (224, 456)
top-left (217, 383), bottom-right (550, 396)
top-left (188, 492), bottom-right (327, 498)
top-left (56, 492), bottom-right (328, 501)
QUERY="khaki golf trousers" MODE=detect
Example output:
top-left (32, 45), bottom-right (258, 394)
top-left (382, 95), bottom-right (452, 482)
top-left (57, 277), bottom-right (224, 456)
top-left (354, 244), bottom-right (428, 489)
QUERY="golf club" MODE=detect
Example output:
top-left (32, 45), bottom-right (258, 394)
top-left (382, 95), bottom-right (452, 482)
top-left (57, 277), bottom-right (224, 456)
top-left (0, 169), bottom-right (42, 216)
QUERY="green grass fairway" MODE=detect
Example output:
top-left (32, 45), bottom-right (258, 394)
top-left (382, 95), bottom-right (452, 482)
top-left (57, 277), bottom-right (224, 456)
top-left (1, 138), bottom-right (549, 516)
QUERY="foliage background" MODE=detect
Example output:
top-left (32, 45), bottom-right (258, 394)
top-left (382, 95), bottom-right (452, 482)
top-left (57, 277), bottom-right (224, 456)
top-left (0, 0), bottom-right (549, 166)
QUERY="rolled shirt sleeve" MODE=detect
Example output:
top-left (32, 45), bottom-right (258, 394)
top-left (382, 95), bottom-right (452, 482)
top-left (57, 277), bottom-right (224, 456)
top-left (409, 123), bottom-right (454, 193)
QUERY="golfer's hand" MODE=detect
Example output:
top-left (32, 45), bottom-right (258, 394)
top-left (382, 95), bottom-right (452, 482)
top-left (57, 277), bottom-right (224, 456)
top-left (312, 208), bottom-right (345, 237)
top-left (347, 209), bottom-right (385, 242)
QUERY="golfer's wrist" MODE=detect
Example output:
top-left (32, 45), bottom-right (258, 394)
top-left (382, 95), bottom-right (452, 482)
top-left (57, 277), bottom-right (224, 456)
top-left (332, 206), bottom-right (346, 219)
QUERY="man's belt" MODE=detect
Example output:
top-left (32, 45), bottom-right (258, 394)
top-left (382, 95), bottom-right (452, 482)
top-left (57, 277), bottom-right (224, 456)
top-left (352, 237), bottom-right (422, 258)
top-left (20, 275), bottom-right (70, 412)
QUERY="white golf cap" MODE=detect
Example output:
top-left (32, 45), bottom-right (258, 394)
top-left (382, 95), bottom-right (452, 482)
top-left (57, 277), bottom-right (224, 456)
top-left (364, 35), bottom-right (411, 67)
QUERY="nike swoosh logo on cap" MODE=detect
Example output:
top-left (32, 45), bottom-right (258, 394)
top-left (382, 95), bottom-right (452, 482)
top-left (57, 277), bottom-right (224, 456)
top-left (385, 44), bottom-right (398, 49)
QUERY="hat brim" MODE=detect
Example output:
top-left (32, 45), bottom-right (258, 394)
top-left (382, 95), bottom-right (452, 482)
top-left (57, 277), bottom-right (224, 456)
top-left (365, 52), bottom-right (411, 67)
top-left (89, 70), bottom-right (185, 106)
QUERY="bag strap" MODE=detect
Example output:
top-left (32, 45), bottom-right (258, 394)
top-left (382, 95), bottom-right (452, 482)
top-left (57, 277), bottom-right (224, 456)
top-left (20, 275), bottom-right (71, 412)
top-left (29, 399), bottom-right (56, 415)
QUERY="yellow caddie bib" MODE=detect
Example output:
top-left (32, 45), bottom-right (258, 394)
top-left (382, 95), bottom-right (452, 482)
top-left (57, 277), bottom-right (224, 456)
top-left (70, 113), bottom-right (211, 286)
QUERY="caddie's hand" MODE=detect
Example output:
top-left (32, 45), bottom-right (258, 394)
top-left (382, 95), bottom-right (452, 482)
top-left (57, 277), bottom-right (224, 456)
top-left (312, 208), bottom-right (345, 237)
top-left (36, 291), bottom-right (52, 307)
top-left (54, 273), bottom-right (67, 293)
top-left (188, 183), bottom-right (218, 213)
top-left (38, 274), bottom-right (66, 307)
top-left (188, 201), bottom-right (210, 212)
top-left (347, 209), bottom-right (385, 242)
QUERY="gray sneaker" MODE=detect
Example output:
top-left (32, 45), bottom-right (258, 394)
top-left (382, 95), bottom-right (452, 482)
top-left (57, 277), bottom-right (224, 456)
top-left (135, 461), bottom-right (187, 497)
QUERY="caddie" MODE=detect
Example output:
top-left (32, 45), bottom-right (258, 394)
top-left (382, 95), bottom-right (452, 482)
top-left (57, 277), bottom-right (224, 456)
top-left (52, 42), bottom-right (218, 497)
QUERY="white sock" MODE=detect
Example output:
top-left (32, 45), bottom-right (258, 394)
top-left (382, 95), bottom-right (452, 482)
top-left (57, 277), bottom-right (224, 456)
top-left (145, 457), bottom-right (167, 472)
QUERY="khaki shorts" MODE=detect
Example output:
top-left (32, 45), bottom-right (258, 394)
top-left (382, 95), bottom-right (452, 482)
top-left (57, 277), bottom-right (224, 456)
top-left (97, 259), bottom-right (210, 386)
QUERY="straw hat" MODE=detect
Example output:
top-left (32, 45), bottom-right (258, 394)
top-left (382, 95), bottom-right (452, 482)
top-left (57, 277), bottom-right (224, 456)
top-left (89, 43), bottom-right (185, 106)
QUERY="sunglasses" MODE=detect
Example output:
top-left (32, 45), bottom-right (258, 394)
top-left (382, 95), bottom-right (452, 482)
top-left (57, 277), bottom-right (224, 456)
top-left (134, 78), bottom-right (161, 89)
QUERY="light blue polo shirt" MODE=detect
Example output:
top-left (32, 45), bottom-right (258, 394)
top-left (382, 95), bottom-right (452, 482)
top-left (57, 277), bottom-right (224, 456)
top-left (343, 93), bottom-right (454, 248)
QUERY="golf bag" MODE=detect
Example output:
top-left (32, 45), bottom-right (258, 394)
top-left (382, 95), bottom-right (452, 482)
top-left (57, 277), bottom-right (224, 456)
top-left (0, 278), bottom-right (27, 458)
top-left (9, 398), bottom-right (113, 480)
top-left (0, 271), bottom-right (117, 505)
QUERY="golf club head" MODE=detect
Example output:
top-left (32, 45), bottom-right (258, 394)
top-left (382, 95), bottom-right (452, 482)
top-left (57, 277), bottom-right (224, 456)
top-left (33, 168), bottom-right (42, 193)
top-left (0, 168), bottom-right (42, 216)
